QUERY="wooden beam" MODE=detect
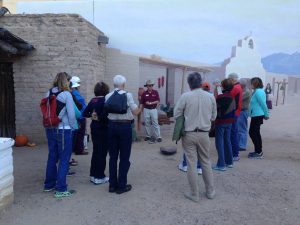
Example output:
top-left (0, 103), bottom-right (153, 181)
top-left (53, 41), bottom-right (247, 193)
top-left (0, 40), bottom-right (18, 54)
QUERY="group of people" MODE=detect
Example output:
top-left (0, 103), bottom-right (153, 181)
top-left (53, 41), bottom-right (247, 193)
top-left (43, 73), bottom-right (164, 197)
top-left (174, 72), bottom-right (269, 202)
top-left (43, 71), bottom-right (269, 202)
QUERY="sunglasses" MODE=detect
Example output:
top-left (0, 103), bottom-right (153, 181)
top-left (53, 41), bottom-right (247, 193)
top-left (147, 84), bottom-right (154, 87)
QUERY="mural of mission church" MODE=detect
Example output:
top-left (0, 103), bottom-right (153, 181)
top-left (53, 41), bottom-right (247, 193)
top-left (1, 12), bottom-right (299, 143)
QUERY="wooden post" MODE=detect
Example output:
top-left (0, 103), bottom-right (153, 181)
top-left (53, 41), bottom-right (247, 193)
top-left (272, 77), bottom-right (275, 96)
top-left (181, 67), bottom-right (186, 94)
top-left (275, 81), bottom-right (282, 106)
top-left (282, 79), bottom-right (288, 105)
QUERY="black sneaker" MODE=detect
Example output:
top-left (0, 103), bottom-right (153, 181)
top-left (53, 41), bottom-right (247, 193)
top-left (248, 152), bottom-right (263, 159)
top-left (109, 186), bottom-right (117, 193)
top-left (248, 152), bottom-right (256, 157)
top-left (116, 184), bottom-right (132, 194)
top-left (144, 136), bottom-right (150, 141)
top-left (157, 137), bottom-right (162, 142)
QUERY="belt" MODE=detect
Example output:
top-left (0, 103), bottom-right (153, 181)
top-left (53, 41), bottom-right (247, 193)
top-left (190, 128), bottom-right (209, 132)
top-left (110, 120), bottom-right (133, 124)
top-left (144, 107), bottom-right (156, 110)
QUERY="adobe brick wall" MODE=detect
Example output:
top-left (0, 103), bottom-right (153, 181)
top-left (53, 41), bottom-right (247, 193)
top-left (0, 14), bottom-right (106, 142)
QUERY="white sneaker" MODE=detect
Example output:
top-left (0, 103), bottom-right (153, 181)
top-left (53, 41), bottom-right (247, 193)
top-left (94, 177), bottom-right (109, 185)
top-left (178, 163), bottom-right (188, 172)
top-left (197, 168), bottom-right (202, 175)
top-left (90, 176), bottom-right (95, 183)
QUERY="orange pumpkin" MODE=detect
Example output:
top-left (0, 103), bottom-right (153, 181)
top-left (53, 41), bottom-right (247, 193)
top-left (15, 135), bottom-right (29, 147)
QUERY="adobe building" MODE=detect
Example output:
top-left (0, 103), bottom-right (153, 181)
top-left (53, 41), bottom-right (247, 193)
top-left (208, 36), bottom-right (266, 83)
top-left (0, 14), bottom-right (107, 142)
top-left (105, 48), bottom-right (214, 106)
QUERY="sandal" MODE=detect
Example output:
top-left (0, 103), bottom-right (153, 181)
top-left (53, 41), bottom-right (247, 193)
top-left (69, 159), bottom-right (78, 166)
top-left (54, 190), bottom-right (76, 198)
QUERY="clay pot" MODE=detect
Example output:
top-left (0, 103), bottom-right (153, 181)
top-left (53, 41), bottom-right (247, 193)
top-left (15, 135), bottom-right (28, 147)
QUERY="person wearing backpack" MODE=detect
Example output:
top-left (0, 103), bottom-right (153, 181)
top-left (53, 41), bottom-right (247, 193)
top-left (43, 72), bottom-right (77, 198)
top-left (105, 75), bottom-right (141, 194)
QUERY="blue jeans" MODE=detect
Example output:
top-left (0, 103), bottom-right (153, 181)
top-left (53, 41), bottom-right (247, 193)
top-left (238, 110), bottom-right (248, 149)
top-left (44, 128), bottom-right (73, 192)
top-left (231, 116), bottom-right (239, 157)
top-left (182, 153), bottom-right (201, 168)
top-left (215, 123), bottom-right (233, 167)
top-left (108, 121), bottom-right (132, 190)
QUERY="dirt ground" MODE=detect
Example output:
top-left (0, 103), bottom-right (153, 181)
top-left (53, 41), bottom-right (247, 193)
top-left (0, 95), bottom-right (299, 225)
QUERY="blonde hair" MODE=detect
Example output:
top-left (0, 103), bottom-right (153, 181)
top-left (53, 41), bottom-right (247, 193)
top-left (53, 72), bottom-right (70, 91)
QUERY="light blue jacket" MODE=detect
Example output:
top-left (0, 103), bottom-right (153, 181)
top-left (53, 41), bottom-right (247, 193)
top-left (249, 88), bottom-right (269, 118)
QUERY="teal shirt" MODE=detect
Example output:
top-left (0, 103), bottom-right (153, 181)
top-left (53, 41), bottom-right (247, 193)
top-left (249, 88), bottom-right (269, 118)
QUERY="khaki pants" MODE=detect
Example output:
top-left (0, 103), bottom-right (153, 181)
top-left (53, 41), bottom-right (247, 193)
top-left (144, 108), bottom-right (161, 138)
top-left (182, 132), bottom-right (214, 196)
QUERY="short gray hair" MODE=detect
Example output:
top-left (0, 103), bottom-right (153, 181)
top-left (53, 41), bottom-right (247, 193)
top-left (239, 78), bottom-right (248, 88)
top-left (228, 73), bottom-right (239, 81)
top-left (187, 72), bottom-right (202, 90)
top-left (113, 74), bottom-right (126, 87)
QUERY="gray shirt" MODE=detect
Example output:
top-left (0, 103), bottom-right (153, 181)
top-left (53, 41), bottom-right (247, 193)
top-left (242, 89), bottom-right (251, 110)
top-left (174, 88), bottom-right (217, 132)
top-left (105, 88), bottom-right (138, 121)
top-left (47, 87), bottom-right (77, 129)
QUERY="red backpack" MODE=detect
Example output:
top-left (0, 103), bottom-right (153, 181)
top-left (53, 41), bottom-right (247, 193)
top-left (40, 89), bottom-right (64, 127)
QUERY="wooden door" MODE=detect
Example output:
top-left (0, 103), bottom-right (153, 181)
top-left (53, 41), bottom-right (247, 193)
top-left (0, 63), bottom-right (16, 138)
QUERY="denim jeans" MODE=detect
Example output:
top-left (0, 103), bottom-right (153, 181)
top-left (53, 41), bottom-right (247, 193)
top-left (182, 153), bottom-right (201, 168)
top-left (44, 128), bottom-right (73, 192)
top-left (238, 110), bottom-right (249, 149)
top-left (108, 121), bottom-right (132, 190)
top-left (231, 116), bottom-right (239, 157)
top-left (215, 123), bottom-right (233, 167)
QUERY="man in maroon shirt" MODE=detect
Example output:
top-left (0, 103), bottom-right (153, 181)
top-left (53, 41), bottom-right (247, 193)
top-left (140, 80), bottom-right (162, 143)
top-left (228, 73), bottom-right (243, 161)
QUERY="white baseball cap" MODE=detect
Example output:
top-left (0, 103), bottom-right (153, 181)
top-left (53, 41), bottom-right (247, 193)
top-left (71, 82), bottom-right (80, 88)
top-left (70, 76), bottom-right (81, 84)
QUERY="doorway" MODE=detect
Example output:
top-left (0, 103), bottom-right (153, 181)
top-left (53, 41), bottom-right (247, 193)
top-left (0, 62), bottom-right (16, 138)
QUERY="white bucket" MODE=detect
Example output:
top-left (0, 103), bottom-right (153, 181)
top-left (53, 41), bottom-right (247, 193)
top-left (0, 138), bottom-right (15, 210)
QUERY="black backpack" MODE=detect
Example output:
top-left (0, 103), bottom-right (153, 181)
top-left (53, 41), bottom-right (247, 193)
top-left (104, 90), bottom-right (128, 114)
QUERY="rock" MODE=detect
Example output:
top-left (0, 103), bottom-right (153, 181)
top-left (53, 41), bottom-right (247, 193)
top-left (160, 146), bottom-right (177, 155)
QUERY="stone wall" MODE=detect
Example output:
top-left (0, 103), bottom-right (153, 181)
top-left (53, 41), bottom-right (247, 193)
top-left (0, 14), bottom-right (106, 142)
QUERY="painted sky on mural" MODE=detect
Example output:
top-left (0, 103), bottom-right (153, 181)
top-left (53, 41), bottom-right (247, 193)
top-left (17, 0), bottom-right (300, 64)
